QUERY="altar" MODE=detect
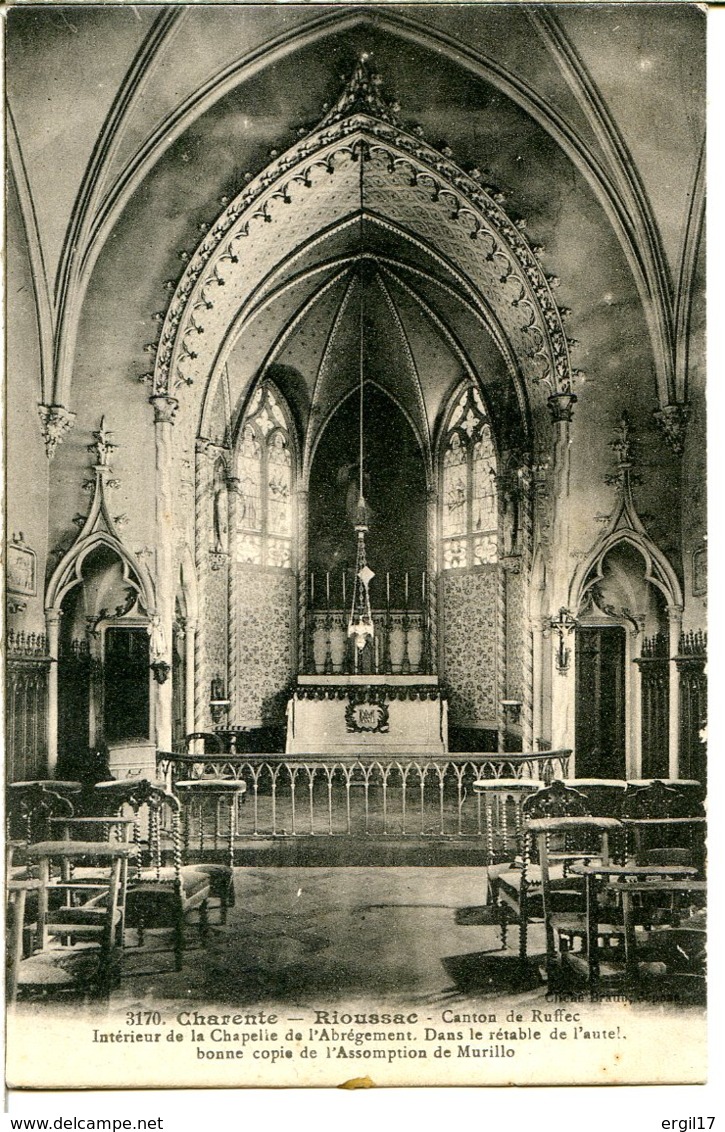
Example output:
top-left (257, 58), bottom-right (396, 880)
top-left (285, 675), bottom-right (448, 756)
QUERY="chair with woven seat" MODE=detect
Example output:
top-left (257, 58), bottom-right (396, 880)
top-left (174, 779), bottom-right (246, 921)
top-left (48, 814), bottom-right (136, 944)
top-left (9, 840), bottom-right (132, 1003)
top-left (546, 860), bottom-right (706, 1000)
top-left (490, 779), bottom-right (620, 959)
top-left (94, 779), bottom-right (212, 971)
top-left (6, 783), bottom-right (79, 874)
top-left (6, 784), bottom-right (81, 964)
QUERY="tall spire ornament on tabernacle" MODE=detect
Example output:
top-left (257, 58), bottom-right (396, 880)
top-left (347, 153), bottom-right (375, 654)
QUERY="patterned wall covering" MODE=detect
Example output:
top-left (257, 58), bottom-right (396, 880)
top-left (442, 569), bottom-right (497, 724)
top-left (235, 568), bottom-right (296, 726)
top-left (505, 569), bottom-right (524, 701)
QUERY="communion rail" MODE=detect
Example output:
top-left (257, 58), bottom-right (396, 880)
top-left (156, 750), bottom-right (571, 844)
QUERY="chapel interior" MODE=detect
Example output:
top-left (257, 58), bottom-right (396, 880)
top-left (5, 4), bottom-right (708, 1020)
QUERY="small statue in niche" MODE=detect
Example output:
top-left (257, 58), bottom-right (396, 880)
top-left (147, 613), bottom-right (167, 661)
top-left (212, 461), bottom-right (229, 553)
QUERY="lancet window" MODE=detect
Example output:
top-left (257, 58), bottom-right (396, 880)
top-left (441, 385), bottom-right (498, 569)
top-left (235, 384), bottom-right (294, 569)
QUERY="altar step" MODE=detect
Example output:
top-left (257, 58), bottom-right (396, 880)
top-left (200, 838), bottom-right (494, 868)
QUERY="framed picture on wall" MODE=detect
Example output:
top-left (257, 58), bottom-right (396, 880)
top-left (692, 544), bottom-right (707, 597)
top-left (7, 535), bottom-right (36, 598)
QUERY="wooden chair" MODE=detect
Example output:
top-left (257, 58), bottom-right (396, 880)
top-left (94, 779), bottom-right (212, 971)
top-left (472, 778), bottom-right (540, 867)
top-left (174, 779), bottom-right (246, 920)
top-left (6, 782), bottom-right (79, 872)
top-left (161, 734), bottom-right (247, 918)
top-left (621, 779), bottom-right (706, 876)
top-left (549, 860), bottom-right (706, 1000)
top-left (490, 780), bottom-right (618, 959)
top-left (48, 814), bottom-right (136, 944)
top-left (528, 820), bottom-right (622, 988)
top-left (9, 840), bottom-right (132, 1003)
top-left (6, 785), bottom-right (80, 964)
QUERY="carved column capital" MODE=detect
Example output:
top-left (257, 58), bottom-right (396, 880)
top-left (38, 403), bottom-right (76, 460)
top-left (547, 391), bottom-right (577, 424)
top-left (654, 403), bottom-right (690, 456)
top-left (196, 436), bottom-right (212, 456)
top-left (150, 393), bottom-right (179, 425)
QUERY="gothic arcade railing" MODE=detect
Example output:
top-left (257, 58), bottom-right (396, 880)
top-left (156, 749), bottom-right (571, 845)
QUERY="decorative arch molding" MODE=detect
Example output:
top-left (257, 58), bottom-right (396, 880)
top-left (7, 111), bottom-right (55, 407)
top-left (568, 414), bottom-right (683, 615)
top-left (49, 6), bottom-right (679, 417)
top-left (529, 9), bottom-right (676, 405)
top-left (150, 59), bottom-right (574, 431)
top-left (673, 136), bottom-right (706, 405)
top-left (198, 212), bottom-right (532, 462)
top-left (45, 420), bottom-right (156, 615)
top-left (570, 529), bottom-right (683, 618)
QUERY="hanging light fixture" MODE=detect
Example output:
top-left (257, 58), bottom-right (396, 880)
top-left (347, 150), bottom-right (375, 655)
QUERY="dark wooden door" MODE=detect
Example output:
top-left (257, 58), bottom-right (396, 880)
top-left (575, 625), bottom-right (626, 779)
top-left (104, 627), bottom-right (150, 742)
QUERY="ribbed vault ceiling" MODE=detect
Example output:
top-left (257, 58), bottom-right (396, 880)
top-left (216, 212), bottom-right (524, 474)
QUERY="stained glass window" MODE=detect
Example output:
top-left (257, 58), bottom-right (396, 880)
top-left (235, 385), bottom-right (295, 569)
top-left (267, 430), bottom-right (292, 537)
top-left (238, 428), bottom-right (261, 532)
top-left (441, 386), bottom-right (498, 569)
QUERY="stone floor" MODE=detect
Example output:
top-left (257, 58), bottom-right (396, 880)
top-left (8, 866), bottom-right (706, 1090)
top-left (117, 866), bottom-right (526, 1007)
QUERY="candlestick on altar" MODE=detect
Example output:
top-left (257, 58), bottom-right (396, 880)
top-left (404, 571), bottom-right (409, 605)
top-left (342, 571), bottom-right (346, 606)
top-left (310, 573), bottom-right (315, 604)
top-left (422, 570), bottom-right (426, 602)
top-left (386, 572), bottom-right (390, 607)
top-left (326, 571), bottom-right (330, 608)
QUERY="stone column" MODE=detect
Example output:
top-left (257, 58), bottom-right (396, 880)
top-left (150, 393), bottom-right (179, 752)
top-left (519, 463), bottom-right (535, 752)
top-left (629, 627), bottom-right (643, 779)
top-left (550, 621), bottom-right (576, 758)
top-left (45, 608), bottom-right (61, 775)
top-left (547, 392), bottom-right (577, 756)
top-left (185, 619), bottom-right (197, 738)
top-left (226, 474), bottom-right (238, 719)
top-left (668, 605), bottom-right (683, 777)
top-left (194, 438), bottom-right (214, 731)
top-left (297, 487), bottom-right (309, 674)
top-left (87, 621), bottom-right (103, 748)
top-left (531, 616), bottom-right (547, 748)
top-left (426, 487), bottom-right (439, 675)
